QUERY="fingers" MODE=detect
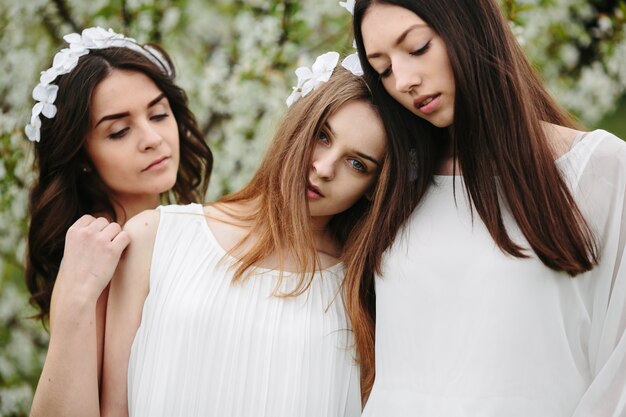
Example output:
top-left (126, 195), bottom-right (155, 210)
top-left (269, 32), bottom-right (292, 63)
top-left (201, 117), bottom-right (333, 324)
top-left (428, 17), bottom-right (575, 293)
top-left (67, 216), bottom-right (125, 243)
top-left (111, 230), bottom-right (131, 253)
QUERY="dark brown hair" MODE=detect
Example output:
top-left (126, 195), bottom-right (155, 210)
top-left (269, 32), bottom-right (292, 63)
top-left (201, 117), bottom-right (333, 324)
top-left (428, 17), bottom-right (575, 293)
top-left (217, 68), bottom-right (391, 300)
top-left (346, 0), bottom-right (599, 400)
top-left (26, 44), bottom-right (213, 320)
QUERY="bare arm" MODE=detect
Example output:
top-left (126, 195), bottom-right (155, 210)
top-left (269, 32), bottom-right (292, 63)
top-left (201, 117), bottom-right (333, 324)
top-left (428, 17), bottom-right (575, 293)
top-left (101, 210), bottom-right (158, 417)
top-left (30, 216), bottom-right (130, 417)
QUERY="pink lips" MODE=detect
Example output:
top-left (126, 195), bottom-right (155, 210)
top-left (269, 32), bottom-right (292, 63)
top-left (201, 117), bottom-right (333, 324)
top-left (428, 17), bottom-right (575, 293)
top-left (143, 156), bottom-right (170, 172)
top-left (413, 94), bottom-right (441, 115)
top-left (306, 182), bottom-right (324, 200)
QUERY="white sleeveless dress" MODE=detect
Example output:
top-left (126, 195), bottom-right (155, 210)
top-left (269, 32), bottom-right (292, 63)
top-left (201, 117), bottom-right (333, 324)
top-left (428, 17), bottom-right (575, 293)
top-left (127, 203), bottom-right (361, 417)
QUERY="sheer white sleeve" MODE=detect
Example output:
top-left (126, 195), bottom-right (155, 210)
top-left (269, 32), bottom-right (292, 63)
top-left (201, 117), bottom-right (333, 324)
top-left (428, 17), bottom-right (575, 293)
top-left (570, 131), bottom-right (626, 417)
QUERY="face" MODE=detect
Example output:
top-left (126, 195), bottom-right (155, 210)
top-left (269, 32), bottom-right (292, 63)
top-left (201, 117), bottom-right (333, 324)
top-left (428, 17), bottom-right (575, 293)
top-left (361, 3), bottom-right (456, 127)
top-left (307, 100), bottom-right (386, 223)
top-left (85, 69), bottom-right (180, 209)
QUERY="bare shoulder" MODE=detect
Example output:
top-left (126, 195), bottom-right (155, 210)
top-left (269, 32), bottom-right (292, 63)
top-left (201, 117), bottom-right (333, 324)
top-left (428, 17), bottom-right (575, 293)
top-left (123, 209), bottom-right (161, 244)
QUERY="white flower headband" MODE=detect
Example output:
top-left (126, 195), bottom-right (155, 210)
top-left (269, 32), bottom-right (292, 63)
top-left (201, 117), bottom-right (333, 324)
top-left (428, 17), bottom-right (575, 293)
top-left (25, 27), bottom-right (172, 142)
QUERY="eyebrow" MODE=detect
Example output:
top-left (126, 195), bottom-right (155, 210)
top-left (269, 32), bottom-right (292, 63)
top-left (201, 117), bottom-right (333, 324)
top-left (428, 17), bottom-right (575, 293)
top-left (366, 23), bottom-right (427, 59)
top-left (94, 93), bottom-right (167, 127)
top-left (325, 122), bottom-right (382, 166)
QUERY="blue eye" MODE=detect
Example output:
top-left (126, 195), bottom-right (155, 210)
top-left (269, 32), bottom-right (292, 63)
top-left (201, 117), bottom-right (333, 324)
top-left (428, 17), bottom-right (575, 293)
top-left (349, 159), bottom-right (367, 173)
top-left (319, 130), bottom-right (330, 144)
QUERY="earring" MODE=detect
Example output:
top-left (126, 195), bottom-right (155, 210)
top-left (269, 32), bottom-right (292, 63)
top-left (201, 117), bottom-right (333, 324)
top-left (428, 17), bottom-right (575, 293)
top-left (82, 166), bottom-right (91, 173)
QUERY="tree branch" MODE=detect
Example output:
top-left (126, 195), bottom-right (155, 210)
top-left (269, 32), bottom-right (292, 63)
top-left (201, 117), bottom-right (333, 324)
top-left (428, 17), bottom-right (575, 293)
top-left (51, 0), bottom-right (80, 33)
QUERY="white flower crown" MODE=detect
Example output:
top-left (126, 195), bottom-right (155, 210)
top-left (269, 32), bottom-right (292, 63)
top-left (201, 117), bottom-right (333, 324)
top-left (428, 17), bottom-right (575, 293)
top-left (25, 27), bottom-right (172, 143)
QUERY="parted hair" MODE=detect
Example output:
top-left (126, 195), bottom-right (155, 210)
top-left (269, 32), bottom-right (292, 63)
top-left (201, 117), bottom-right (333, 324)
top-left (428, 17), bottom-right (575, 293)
top-left (26, 44), bottom-right (213, 320)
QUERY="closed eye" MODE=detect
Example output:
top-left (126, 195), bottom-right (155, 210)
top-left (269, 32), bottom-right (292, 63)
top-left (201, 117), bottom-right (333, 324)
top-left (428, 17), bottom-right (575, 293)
top-left (151, 113), bottom-right (169, 121)
top-left (379, 40), bottom-right (432, 79)
top-left (410, 40), bottom-right (431, 56)
top-left (109, 127), bottom-right (129, 139)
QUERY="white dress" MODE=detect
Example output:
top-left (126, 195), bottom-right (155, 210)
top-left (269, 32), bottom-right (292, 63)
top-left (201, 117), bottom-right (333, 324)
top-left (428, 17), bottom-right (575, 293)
top-left (363, 130), bottom-right (626, 417)
top-left (127, 203), bottom-right (361, 417)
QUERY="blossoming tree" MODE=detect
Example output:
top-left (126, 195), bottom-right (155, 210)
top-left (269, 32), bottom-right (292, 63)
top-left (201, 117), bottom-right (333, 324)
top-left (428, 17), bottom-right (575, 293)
top-left (0, 0), bottom-right (625, 414)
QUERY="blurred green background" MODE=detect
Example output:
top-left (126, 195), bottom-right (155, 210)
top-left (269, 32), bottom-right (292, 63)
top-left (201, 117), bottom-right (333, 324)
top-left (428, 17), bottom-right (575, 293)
top-left (1, 0), bottom-right (626, 415)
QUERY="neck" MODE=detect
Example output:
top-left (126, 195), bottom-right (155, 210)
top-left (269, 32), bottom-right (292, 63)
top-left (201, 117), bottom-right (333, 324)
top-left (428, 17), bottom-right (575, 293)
top-left (112, 194), bottom-right (161, 226)
top-left (309, 215), bottom-right (342, 259)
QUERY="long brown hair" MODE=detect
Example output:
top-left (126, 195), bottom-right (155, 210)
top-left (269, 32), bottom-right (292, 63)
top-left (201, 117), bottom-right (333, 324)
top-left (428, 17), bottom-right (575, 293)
top-left (26, 44), bottom-right (213, 320)
top-left (346, 0), bottom-right (599, 399)
top-left (217, 68), bottom-right (390, 302)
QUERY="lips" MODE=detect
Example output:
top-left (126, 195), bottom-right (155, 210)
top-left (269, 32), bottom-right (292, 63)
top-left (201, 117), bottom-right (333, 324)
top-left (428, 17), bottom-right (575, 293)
top-left (143, 156), bottom-right (169, 171)
top-left (413, 93), bottom-right (441, 115)
top-left (307, 181), bottom-right (324, 198)
top-left (414, 94), bottom-right (440, 109)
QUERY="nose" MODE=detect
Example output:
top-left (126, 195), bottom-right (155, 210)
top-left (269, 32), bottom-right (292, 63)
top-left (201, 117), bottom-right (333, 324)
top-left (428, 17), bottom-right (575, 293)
top-left (312, 150), bottom-right (336, 181)
top-left (394, 57), bottom-right (422, 93)
top-left (138, 121), bottom-right (163, 151)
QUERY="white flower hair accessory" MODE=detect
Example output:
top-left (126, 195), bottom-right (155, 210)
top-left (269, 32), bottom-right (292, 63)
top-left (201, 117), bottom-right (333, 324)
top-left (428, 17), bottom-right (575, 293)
top-left (341, 41), bottom-right (364, 76)
top-left (25, 27), bottom-right (172, 142)
top-left (286, 51), bottom-right (340, 107)
top-left (339, 0), bottom-right (355, 15)
top-left (338, 1), bottom-right (364, 76)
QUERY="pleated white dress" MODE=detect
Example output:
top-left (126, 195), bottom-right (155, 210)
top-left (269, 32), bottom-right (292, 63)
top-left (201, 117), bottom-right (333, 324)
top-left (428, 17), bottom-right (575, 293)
top-left (363, 130), bottom-right (626, 417)
top-left (127, 203), bottom-right (361, 417)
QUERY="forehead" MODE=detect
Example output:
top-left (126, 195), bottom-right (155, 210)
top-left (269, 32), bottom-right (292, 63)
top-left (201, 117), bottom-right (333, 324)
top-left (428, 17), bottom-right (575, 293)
top-left (326, 100), bottom-right (386, 157)
top-left (90, 69), bottom-right (164, 118)
top-left (361, 3), bottom-right (429, 46)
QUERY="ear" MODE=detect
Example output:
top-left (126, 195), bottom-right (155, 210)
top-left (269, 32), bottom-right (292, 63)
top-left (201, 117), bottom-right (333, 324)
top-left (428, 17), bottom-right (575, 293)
top-left (365, 188), bottom-right (375, 201)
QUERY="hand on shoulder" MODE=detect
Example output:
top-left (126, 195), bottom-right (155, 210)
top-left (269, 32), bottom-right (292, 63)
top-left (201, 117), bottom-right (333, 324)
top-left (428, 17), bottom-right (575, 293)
top-left (56, 215), bottom-right (130, 305)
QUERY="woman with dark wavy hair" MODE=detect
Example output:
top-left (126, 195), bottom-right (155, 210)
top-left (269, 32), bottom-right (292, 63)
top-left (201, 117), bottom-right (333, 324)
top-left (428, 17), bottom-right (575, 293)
top-left (25, 28), bottom-right (212, 417)
top-left (341, 0), bottom-right (626, 415)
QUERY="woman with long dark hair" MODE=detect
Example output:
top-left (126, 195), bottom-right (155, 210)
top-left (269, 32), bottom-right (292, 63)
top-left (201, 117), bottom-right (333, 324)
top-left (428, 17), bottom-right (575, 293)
top-left (26, 28), bottom-right (212, 417)
top-left (343, 1), bottom-right (626, 415)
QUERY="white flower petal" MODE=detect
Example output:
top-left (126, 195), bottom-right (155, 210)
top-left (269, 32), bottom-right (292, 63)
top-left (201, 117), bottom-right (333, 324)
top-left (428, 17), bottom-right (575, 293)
top-left (41, 103), bottom-right (57, 119)
top-left (40, 68), bottom-right (59, 84)
top-left (342, 53), bottom-right (364, 76)
top-left (32, 84), bottom-right (58, 103)
top-left (339, 0), bottom-right (355, 15)
top-left (294, 67), bottom-right (313, 88)
top-left (301, 79), bottom-right (316, 96)
top-left (31, 102), bottom-right (43, 118)
top-left (311, 51), bottom-right (339, 74)
top-left (63, 33), bottom-right (82, 44)
top-left (286, 89), bottom-right (302, 107)
top-left (30, 112), bottom-right (42, 127)
top-left (25, 123), bottom-right (40, 142)
top-left (47, 85), bottom-right (59, 103)
top-left (32, 85), bottom-right (47, 101)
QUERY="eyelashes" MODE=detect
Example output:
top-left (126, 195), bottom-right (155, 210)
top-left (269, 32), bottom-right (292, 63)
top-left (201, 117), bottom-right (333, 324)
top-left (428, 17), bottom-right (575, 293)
top-left (107, 113), bottom-right (170, 140)
top-left (378, 39), bottom-right (432, 79)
